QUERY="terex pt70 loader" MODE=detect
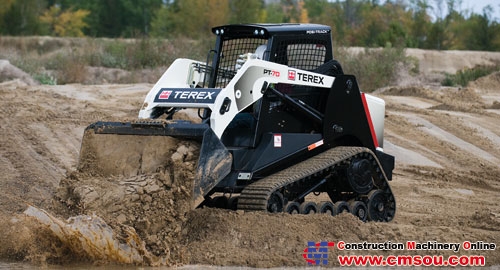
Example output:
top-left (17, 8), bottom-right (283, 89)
top-left (80, 24), bottom-right (396, 222)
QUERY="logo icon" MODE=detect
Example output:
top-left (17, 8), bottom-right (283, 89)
top-left (288, 70), bottom-right (296, 80)
top-left (158, 90), bottom-right (172, 99)
top-left (303, 241), bottom-right (335, 266)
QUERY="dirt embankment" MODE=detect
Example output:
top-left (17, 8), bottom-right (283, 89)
top-left (0, 49), bottom-right (499, 267)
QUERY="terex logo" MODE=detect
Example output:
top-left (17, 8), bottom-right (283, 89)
top-left (288, 70), bottom-right (296, 80)
top-left (158, 90), bottom-right (172, 99)
top-left (172, 91), bottom-right (216, 100)
top-left (155, 88), bottom-right (221, 104)
top-left (297, 72), bottom-right (324, 85)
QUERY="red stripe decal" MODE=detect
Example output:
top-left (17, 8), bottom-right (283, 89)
top-left (360, 93), bottom-right (379, 148)
top-left (307, 139), bottom-right (324, 151)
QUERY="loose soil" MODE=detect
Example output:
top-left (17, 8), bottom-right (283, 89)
top-left (0, 49), bottom-right (499, 267)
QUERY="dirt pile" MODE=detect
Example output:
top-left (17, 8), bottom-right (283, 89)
top-left (54, 134), bottom-right (201, 265)
top-left (470, 71), bottom-right (500, 92)
top-left (77, 129), bottom-right (200, 177)
top-left (0, 60), bottom-right (38, 86)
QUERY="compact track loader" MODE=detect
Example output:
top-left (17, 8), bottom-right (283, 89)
top-left (80, 23), bottom-right (396, 222)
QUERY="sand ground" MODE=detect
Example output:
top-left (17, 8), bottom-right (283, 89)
top-left (0, 49), bottom-right (499, 267)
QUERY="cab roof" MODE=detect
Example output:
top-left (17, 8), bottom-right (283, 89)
top-left (212, 23), bottom-right (331, 40)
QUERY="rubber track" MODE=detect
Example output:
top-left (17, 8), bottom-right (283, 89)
top-left (237, 146), bottom-right (388, 211)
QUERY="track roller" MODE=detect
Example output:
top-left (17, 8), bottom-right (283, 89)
top-left (318, 201), bottom-right (335, 216)
top-left (227, 196), bottom-right (238, 210)
top-left (299, 201), bottom-right (318, 214)
top-left (367, 189), bottom-right (395, 222)
top-left (284, 202), bottom-right (300, 214)
top-left (267, 191), bottom-right (284, 213)
top-left (211, 196), bottom-right (228, 208)
top-left (349, 200), bottom-right (368, 221)
top-left (346, 158), bottom-right (374, 194)
top-left (333, 201), bottom-right (350, 215)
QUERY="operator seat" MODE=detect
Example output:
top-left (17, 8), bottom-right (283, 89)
top-left (255, 45), bottom-right (267, 60)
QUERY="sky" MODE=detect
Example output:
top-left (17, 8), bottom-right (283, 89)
top-left (453, 0), bottom-right (500, 19)
top-left (426, 0), bottom-right (500, 21)
top-left (376, 0), bottom-right (500, 21)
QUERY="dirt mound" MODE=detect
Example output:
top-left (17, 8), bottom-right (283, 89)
top-left (405, 48), bottom-right (500, 75)
top-left (53, 136), bottom-right (200, 265)
top-left (491, 101), bottom-right (500, 109)
top-left (469, 71), bottom-right (500, 93)
top-left (382, 86), bottom-right (486, 113)
top-left (0, 60), bottom-right (38, 85)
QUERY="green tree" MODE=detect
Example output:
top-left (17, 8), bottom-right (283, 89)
top-left (229, 0), bottom-right (264, 24)
top-left (1, 0), bottom-right (47, 35)
top-left (0, 0), bottom-right (16, 33)
top-left (151, 0), bottom-right (230, 38)
top-left (150, 3), bottom-right (176, 37)
top-left (263, 2), bottom-right (286, 23)
top-left (121, 0), bottom-right (163, 36)
top-left (492, 22), bottom-right (500, 50)
top-left (380, 2), bottom-right (413, 47)
top-left (442, 4), bottom-right (466, 49)
top-left (0, 0), bottom-right (16, 18)
top-left (462, 6), bottom-right (495, 50)
top-left (48, 0), bottom-right (162, 37)
top-left (355, 3), bottom-right (385, 46)
top-left (410, 0), bottom-right (432, 48)
top-left (426, 19), bottom-right (445, 49)
top-left (297, 0), bottom-right (309, 23)
top-left (304, 0), bottom-right (328, 22)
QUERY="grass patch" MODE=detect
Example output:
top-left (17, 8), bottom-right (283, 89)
top-left (0, 36), bottom-right (413, 88)
top-left (334, 46), bottom-right (418, 92)
top-left (33, 73), bottom-right (57, 85)
top-left (0, 36), bottom-right (209, 84)
top-left (442, 64), bottom-right (500, 87)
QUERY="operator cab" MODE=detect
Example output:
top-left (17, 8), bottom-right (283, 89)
top-left (210, 23), bottom-right (333, 88)
top-left (212, 24), bottom-right (335, 148)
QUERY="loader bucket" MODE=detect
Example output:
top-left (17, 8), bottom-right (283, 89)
top-left (78, 120), bottom-right (232, 208)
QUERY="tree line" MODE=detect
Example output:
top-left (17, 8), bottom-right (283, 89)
top-left (0, 0), bottom-right (499, 51)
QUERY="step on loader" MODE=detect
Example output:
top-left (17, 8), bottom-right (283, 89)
top-left (79, 23), bottom-right (396, 222)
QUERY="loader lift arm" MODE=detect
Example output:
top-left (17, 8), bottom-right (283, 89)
top-left (264, 82), bottom-right (324, 126)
